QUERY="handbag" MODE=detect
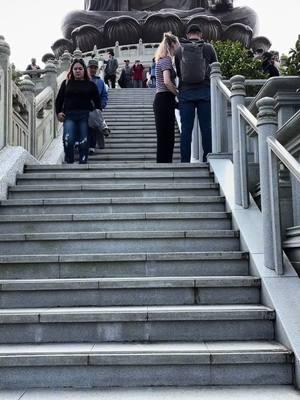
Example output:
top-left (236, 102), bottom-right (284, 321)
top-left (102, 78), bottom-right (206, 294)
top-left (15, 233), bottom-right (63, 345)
top-left (88, 109), bottom-right (105, 130)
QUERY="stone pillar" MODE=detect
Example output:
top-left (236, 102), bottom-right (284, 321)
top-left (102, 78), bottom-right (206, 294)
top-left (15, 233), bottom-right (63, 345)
top-left (44, 62), bottom-right (58, 137)
top-left (138, 39), bottom-right (144, 57)
top-left (60, 50), bottom-right (72, 72)
top-left (19, 76), bottom-right (36, 156)
top-left (114, 41), bottom-right (120, 58)
top-left (0, 35), bottom-right (11, 150)
top-left (275, 92), bottom-right (300, 128)
top-left (291, 155), bottom-right (300, 226)
top-left (73, 48), bottom-right (82, 59)
top-left (43, 62), bottom-right (57, 93)
top-left (230, 75), bottom-right (248, 207)
top-left (256, 97), bottom-right (278, 271)
top-left (210, 62), bottom-right (222, 153)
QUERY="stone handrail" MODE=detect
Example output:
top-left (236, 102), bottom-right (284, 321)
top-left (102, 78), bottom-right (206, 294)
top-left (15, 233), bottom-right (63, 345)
top-left (10, 82), bottom-right (31, 152)
top-left (18, 69), bottom-right (46, 76)
top-left (209, 62), bottom-right (300, 275)
top-left (276, 109), bottom-right (300, 154)
top-left (0, 36), bottom-right (70, 160)
top-left (81, 40), bottom-right (159, 62)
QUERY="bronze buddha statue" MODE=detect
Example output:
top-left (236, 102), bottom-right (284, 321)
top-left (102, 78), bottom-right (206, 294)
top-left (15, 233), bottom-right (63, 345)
top-left (52, 0), bottom-right (263, 57)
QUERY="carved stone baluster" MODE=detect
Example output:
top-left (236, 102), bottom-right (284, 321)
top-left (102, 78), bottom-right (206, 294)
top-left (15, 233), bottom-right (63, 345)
top-left (19, 76), bottom-right (36, 155)
top-left (0, 36), bottom-right (11, 149)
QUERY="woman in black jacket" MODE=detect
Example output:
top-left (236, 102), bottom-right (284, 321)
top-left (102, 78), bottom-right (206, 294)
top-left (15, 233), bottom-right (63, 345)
top-left (55, 58), bottom-right (101, 164)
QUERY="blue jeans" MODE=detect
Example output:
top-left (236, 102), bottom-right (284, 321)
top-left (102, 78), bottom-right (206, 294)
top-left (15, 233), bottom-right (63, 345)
top-left (179, 86), bottom-right (212, 163)
top-left (63, 111), bottom-right (89, 164)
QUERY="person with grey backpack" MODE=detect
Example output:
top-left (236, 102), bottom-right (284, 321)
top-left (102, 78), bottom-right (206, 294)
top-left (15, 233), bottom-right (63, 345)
top-left (175, 24), bottom-right (217, 162)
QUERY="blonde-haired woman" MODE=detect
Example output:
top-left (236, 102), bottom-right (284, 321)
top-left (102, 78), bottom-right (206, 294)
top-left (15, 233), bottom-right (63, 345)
top-left (153, 32), bottom-right (179, 163)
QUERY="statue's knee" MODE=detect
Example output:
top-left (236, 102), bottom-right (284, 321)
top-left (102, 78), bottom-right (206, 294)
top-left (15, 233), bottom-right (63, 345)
top-left (62, 10), bottom-right (87, 38)
top-left (104, 16), bottom-right (141, 46)
top-left (143, 14), bottom-right (183, 43)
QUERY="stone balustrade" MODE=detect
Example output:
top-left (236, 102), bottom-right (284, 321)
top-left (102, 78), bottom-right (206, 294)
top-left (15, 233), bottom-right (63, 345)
top-left (207, 62), bottom-right (300, 275)
top-left (0, 36), bottom-right (71, 160)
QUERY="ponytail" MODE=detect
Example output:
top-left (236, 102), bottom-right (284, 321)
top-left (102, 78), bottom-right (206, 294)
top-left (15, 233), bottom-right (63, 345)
top-left (155, 32), bottom-right (179, 61)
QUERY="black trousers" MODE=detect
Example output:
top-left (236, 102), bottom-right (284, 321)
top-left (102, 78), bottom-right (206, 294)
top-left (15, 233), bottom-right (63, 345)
top-left (153, 92), bottom-right (176, 163)
top-left (104, 74), bottom-right (116, 88)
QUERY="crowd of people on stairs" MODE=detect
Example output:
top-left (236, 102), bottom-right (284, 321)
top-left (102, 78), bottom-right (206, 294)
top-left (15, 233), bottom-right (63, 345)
top-left (54, 23), bottom-right (281, 166)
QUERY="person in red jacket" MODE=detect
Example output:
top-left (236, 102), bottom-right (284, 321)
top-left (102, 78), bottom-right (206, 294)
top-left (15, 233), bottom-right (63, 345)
top-left (132, 60), bottom-right (144, 88)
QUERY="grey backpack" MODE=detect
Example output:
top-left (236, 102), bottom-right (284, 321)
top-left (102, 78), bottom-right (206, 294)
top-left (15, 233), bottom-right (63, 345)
top-left (180, 41), bottom-right (207, 84)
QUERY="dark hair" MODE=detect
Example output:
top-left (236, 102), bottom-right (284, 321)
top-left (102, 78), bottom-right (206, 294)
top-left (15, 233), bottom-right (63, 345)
top-left (67, 58), bottom-right (89, 81)
top-left (108, 50), bottom-right (114, 56)
top-left (186, 24), bottom-right (202, 35)
top-left (262, 52), bottom-right (273, 62)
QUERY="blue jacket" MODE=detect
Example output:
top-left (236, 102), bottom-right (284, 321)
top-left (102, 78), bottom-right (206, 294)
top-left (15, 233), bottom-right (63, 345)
top-left (91, 76), bottom-right (108, 110)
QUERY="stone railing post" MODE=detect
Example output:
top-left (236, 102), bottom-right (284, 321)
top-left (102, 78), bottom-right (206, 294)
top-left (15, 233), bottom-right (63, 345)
top-left (0, 35), bottom-right (11, 150)
top-left (43, 62), bottom-right (58, 135)
top-left (44, 62), bottom-right (57, 94)
top-left (114, 41), bottom-right (120, 58)
top-left (138, 39), bottom-right (144, 57)
top-left (60, 50), bottom-right (72, 72)
top-left (256, 97), bottom-right (279, 271)
top-left (19, 76), bottom-right (36, 156)
top-left (210, 62), bottom-right (222, 153)
top-left (73, 48), bottom-right (82, 59)
top-left (230, 75), bottom-right (248, 207)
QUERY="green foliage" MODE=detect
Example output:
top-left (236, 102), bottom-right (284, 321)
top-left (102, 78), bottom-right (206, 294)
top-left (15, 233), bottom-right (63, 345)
top-left (213, 40), bottom-right (267, 80)
top-left (282, 38), bottom-right (300, 76)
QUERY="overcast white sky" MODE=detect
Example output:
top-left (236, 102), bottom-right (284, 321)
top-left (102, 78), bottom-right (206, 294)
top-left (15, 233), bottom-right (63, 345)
top-left (0, 0), bottom-right (299, 68)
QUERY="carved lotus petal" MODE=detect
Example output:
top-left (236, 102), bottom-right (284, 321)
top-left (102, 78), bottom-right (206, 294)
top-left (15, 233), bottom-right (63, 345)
top-left (42, 53), bottom-right (56, 64)
top-left (104, 16), bottom-right (141, 47)
top-left (143, 13), bottom-right (184, 43)
top-left (51, 38), bottom-right (74, 58)
top-left (222, 23), bottom-right (253, 48)
top-left (186, 15), bottom-right (222, 42)
top-left (71, 24), bottom-right (104, 52)
top-left (251, 36), bottom-right (272, 53)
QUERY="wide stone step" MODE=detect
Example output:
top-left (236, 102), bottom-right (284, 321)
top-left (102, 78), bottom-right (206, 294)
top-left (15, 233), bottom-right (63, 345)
top-left (0, 230), bottom-right (240, 255)
top-left (24, 162), bottom-right (206, 172)
top-left (109, 125), bottom-right (156, 130)
top-left (90, 148), bottom-right (180, 155)
top-left (0, 305), bottom-right (274, 344)
top-left (0, 341), bottom-right (292, 388)
top-left (0, 276), bottom-right (260, 308)
top-left (105, 138), bottom-right (172, 144)
top-left (104, 118), bottom-right (156, 122)
top-left (104, 111), bottom-right (154, 116)
top-left (0, 196), bottom-right (226, 215)
top-left (103, 142), bottom-right (178, 148)
top-left (90, 147), bottom-right (180, 154)
top-left (105, 106), bottom-right (154, 110)
top-left (107, 120), bottom-right (155, 125)
top-left (109, 130), bottom-right (156, 134)
top-left (0, 251), bottom-right (249, 280)
top-left (8, 183), bottom-right (220, 199)
top-left (105, 134), bottom-right (158, 139)
top-left (16, 171), bottom-right (213, 186)
top-left (87, 155), bottom-right (181, 162)
top-left (0, 212), bottom-right (231, 234)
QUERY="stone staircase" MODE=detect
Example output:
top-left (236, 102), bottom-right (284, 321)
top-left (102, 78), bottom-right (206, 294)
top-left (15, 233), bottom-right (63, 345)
top-left (0, 88), bottom-right (294, 389)
top-left (92, 88), bottom-right (180, 162)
